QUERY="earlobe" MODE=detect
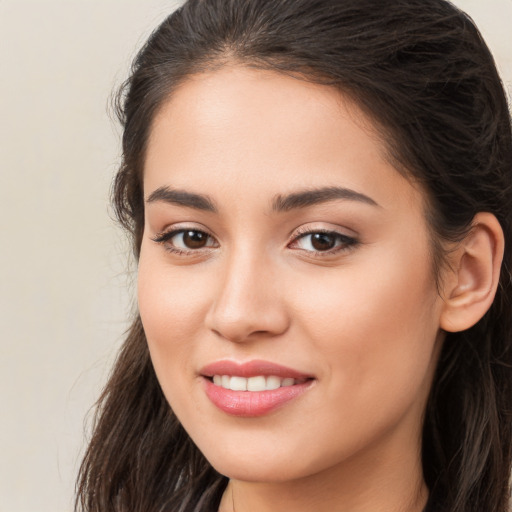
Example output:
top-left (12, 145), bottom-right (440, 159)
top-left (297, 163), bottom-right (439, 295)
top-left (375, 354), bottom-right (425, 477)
top-left (440, 212), bottom-right (504, 333)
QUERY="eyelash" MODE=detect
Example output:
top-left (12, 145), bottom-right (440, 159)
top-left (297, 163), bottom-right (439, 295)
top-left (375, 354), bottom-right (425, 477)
top-left (289, 227), bottom-right (359, 257)
top-left (151, 228), bottom-right (218, 256)
top-left (151, 227), bottom-right (359, 257)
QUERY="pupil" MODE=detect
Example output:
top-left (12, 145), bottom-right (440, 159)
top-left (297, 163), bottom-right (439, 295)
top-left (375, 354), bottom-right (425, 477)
top-left (184, 231), bottom-right (207, 249)
top-left (311, 233), bottom-right (335, 251)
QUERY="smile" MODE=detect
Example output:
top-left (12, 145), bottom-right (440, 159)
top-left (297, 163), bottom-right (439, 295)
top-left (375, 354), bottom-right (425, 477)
top-left (211, 375), bottom-right (308, 391)
top-left (200, 360), bottom-right (315, 417)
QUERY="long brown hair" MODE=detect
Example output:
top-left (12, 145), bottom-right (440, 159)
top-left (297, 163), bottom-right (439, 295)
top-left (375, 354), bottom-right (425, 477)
top-left (76, 1), bottom-right (512, 511)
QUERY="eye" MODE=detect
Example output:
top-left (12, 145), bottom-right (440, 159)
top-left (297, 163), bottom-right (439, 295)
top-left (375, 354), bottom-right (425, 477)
top-left (152, 228), bottom-right (218, 253)
top-left (172, 230), bottom-right (213, 249)
top-left (290, 230), bottom-right (357, 254)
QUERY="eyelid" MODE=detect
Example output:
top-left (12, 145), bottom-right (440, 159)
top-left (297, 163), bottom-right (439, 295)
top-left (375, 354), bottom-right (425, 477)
top-left (150, 224), bottom-right (219, 254)
top-left (152, 228), bottom-right (215, 243)
top-left (150, 222), bottom-right (359, 257)
top-left (288, 225), bottom-right (359, 256)
top-left (151, 221), bottom-right (216, 240)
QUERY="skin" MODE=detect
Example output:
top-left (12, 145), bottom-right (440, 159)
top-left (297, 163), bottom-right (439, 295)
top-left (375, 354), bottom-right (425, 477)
top-left (138, 66), bottom-right (450, 512)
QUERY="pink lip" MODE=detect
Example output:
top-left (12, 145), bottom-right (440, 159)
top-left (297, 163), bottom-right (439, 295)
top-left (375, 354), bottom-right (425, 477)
top-left (200, 359), bottom-right (312, 379)
top-left (200, 360), bottom-right (315, 417)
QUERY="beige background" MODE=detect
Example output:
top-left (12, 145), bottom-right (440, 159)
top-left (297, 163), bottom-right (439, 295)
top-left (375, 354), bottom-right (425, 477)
top-left (0, 1), bottom-right (510, 511)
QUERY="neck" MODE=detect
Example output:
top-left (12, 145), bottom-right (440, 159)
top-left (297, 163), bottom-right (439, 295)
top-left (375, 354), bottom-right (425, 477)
top-left (218, 422), bottom-right (428, 512)
top-left (221, 465), bottom-right (427, 512)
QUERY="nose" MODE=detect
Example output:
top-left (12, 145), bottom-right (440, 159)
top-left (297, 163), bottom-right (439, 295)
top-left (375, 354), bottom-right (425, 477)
top-left (204, 250), bottom-right (290, 343)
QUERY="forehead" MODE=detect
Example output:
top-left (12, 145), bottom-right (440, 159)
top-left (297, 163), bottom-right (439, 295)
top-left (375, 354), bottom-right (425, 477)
top-left (144, 65), bottom-right (423, 214)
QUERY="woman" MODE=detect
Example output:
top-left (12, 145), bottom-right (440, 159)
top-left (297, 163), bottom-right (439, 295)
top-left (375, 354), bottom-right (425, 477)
top-left (76, 1), bottom-right (512, 511)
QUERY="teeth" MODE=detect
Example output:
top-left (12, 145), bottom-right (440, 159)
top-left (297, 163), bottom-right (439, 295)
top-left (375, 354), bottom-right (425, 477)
top-left (229, 376), bottom-right (247, 391)
top-left (247, 376), bottom-right (266, 391)
top-left (211, 375), bottom-right (301, 391)
top-left (266, 375), bottom-right (281, 390)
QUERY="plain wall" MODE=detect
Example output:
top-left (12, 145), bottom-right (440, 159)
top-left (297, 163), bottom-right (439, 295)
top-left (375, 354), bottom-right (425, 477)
top-left (0, 1), bottom-right (510, 511)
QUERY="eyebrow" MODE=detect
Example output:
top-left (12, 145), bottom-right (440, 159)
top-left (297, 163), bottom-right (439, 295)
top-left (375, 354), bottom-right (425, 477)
top-left (146, 186), bottom-right (217, 212)
top-left (272, 186), bottom-right (380, 211)
top-left (145, 185), bottom-right (379, 213)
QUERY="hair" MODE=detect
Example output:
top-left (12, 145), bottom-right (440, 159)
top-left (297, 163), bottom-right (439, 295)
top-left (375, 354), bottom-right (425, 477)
top-left (76, 1), bottom-right (512, 511)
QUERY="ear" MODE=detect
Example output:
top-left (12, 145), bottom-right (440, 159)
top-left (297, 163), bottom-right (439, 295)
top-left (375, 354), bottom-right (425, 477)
top-left (440, 212), bottom-right (504, 333)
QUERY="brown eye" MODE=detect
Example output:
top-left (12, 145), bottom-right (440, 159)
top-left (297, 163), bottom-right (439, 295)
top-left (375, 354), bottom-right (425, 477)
top-left (291, 230), bottom-right (358, 254)
top-left (310, 233), bottom-right (336, 251)
top-left (152, 228), bottom-right (217, 252)
top-left (182, 230), bottom-right (209, 249)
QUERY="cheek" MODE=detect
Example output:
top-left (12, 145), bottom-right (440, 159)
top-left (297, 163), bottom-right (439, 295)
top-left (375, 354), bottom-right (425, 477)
top-left (137, 249), bottom-right (211, 386)
top-left (290, 242), bottom-right (441, 412)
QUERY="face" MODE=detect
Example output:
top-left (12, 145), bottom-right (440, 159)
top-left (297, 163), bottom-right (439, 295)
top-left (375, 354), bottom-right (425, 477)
top-left (138, 66), bottom-right (445, 484)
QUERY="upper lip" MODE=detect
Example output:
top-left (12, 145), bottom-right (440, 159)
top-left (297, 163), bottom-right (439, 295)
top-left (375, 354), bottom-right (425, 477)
top-left (200, 359), bottom-right (313, 379)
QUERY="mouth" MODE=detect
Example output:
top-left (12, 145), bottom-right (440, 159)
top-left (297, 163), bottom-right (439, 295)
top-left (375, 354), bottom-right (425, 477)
top-left (208, 374), bottom-right (310, 391)
top-left (200, 360), bottom-right (315, 417)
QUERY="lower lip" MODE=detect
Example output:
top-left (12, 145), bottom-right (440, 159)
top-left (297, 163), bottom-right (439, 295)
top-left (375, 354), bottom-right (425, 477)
top-left (203, 378), bottom-right (313, 417)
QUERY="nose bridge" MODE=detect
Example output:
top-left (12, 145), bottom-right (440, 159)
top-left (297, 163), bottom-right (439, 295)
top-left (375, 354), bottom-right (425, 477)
top-left (205, 243), bottom-right (288, 342)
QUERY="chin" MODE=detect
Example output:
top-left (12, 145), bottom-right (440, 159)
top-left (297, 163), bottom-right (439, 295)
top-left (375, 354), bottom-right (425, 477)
top-left (191, 430), bottom-right (336, 485)
top-left (208, 457), bottom-right (303, 483)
